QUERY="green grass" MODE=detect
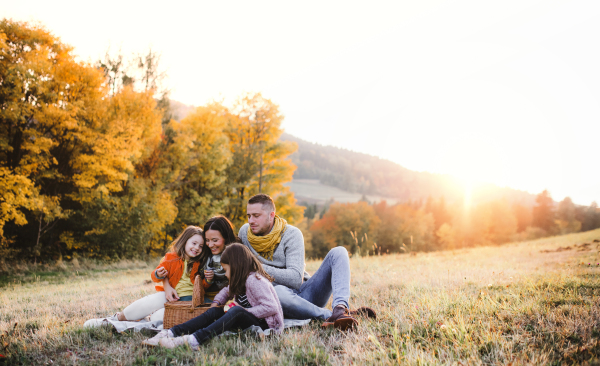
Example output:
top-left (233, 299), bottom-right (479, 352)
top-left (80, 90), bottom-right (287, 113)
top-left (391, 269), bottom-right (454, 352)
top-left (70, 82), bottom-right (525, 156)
top-left (1, 229), bottom-right (599, 365)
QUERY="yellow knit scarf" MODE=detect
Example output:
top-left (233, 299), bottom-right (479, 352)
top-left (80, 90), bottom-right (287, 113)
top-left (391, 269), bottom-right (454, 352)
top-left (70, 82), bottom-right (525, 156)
top-left (247, 215), bottom-right (287, 260)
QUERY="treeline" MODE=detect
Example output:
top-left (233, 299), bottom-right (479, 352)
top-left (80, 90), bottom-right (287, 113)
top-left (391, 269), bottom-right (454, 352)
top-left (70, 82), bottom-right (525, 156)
top-left (303, 190), bottom-right (600, 258)
top-left (282, 133), bottom-right (536, 206)
top-left (0, 20), bottom-right (302, 262)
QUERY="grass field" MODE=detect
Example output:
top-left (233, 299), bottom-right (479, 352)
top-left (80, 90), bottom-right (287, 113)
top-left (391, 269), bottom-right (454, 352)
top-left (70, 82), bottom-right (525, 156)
top-left (286, 179), bottom-right (398, 205)
top-left (1, 229), bottom-right (599, 365)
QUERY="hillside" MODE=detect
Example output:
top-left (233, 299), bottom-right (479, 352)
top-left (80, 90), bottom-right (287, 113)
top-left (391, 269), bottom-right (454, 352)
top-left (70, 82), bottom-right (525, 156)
top-left (170, 101), bottom-right (536, 207)
top-left (281, 133), bottom-right (537, 206)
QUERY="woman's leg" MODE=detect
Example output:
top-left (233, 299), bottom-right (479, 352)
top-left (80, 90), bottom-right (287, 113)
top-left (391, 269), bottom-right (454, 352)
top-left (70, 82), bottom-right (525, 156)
top-left (190, 306), bottom-right (266, 345)
top-left (122, 292), bottom-right (167, 321)
top-left (169, 306), bottom-right (225, 337)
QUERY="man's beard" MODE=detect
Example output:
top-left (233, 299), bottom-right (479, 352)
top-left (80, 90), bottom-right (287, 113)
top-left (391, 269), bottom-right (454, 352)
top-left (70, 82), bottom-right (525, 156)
top-left (252, 222), bottom-right (271, 236)
top-left (252, 225), bottom-right (269, 236)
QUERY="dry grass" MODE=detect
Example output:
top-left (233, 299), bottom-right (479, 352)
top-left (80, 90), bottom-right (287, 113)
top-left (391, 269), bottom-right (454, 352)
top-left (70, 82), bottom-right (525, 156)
top-left (1, 229), bottom-right (600, 365)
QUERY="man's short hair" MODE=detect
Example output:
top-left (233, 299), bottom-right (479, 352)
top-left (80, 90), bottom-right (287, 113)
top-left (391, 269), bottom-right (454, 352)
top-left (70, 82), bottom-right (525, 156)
top-left (248, 194), bottom-right (276, 213)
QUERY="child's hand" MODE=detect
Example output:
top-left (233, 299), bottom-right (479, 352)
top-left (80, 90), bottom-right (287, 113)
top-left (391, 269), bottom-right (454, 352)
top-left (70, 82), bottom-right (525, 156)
top-left (156, 266), bottom-right (168, 278)
top-left (165, 286), bottom-right (179, 302)
top-left (204, 269), bottom-right (214, 282)
top-left (224, 302), bottom-right (238, 312)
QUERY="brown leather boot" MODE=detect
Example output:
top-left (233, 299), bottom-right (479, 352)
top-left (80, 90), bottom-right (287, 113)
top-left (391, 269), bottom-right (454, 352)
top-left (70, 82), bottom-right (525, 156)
top-left (321, 305), bottom-right (358, 331)
top-left (349, 306), bottom-right (377, 320)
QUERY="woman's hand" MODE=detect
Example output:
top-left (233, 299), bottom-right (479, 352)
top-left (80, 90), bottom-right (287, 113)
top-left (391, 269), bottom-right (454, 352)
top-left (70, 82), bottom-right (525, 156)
top-left (204, 269), bottom-right (214, 283)
top-left (156, 266), bottom-right (168, 278)
top-left (163, 280), bottom-right (179, 302)
top-left (210, 302), bottom-right (219, 308)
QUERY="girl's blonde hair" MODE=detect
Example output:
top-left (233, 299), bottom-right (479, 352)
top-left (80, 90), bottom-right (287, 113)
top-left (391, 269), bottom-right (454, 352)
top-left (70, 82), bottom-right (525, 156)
top-left (170, 226), bottom-right (204, 274)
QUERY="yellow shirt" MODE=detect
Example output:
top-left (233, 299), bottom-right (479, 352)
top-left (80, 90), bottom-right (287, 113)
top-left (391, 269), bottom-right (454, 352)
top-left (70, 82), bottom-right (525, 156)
top-left (175, 261), bottom-right (194, 298)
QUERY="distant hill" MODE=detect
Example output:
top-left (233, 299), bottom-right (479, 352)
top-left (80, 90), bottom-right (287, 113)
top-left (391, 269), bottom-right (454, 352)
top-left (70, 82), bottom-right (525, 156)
top-left (281, 133), bottom-right (537, 207)
top-left (167, 99), bottom-right (196, 122)
top-left (168, 100), bottom-right (536, 207)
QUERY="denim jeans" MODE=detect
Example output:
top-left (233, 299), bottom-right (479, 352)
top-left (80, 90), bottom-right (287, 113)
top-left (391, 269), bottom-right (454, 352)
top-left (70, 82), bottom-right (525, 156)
top-left (274, 246), bottom-right (350, 320)
top-left (170, 306), bottom-right (268, 345)
top-left (177, 295), bottom-right (214, 303)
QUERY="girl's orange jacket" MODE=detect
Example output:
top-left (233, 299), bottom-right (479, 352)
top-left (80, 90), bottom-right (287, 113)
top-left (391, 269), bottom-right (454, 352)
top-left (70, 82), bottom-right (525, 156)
top-left (150, 252), bottom-right (201, 291)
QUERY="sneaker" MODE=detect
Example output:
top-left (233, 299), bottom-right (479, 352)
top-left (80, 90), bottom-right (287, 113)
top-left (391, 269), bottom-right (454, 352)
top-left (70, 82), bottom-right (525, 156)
top-left (349, 306), bottom-right (377, 320)
top-left (321, 305), bottom-right (358, 331)
top-left (159, 336), bottom-right (188, 349)
top-left (142, 330), bottom-right (170, 347)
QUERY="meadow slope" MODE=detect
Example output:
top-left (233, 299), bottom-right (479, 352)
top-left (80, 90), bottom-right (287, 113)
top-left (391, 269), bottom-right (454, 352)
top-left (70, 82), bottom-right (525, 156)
top-left (1, 229), bottom-right (599, 365)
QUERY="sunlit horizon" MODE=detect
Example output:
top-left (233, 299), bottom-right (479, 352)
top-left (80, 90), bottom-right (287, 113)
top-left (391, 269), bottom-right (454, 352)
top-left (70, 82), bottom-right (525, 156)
top-left (4, 0), bottom-right (599, 206)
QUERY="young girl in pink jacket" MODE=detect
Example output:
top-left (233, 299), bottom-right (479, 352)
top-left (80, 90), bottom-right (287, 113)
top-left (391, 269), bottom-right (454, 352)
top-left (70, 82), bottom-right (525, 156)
top-left (143, 243), bottom-right (283, 349)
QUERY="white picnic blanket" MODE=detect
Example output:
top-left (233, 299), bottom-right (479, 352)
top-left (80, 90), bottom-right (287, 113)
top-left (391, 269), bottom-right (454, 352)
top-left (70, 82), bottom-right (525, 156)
top-left (83, 314), bottom-right (311, 336)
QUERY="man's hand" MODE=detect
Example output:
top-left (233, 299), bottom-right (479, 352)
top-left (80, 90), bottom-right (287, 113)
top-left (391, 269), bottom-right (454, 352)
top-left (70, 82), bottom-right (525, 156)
top-left (156, 266), bottom-right (168, 278)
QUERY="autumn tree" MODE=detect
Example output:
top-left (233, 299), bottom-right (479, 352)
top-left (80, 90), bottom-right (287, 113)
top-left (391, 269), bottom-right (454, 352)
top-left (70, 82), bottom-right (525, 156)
top-left (221, 93), bottom-right (303, 228)
top-left (162, 104), bottom-right (231, 229)
top-left (310, 201), bottom-right (380, 257)
top-left (373, 201), bottom-right (434, 253)
top-left (0, 20), bottom-right (109, 258)
top-left (532, 190), bottom-right (556, 233)
top-left (469, 200), bottom-right (518, 245)
top-left (556, 197), bottom-right (581, 234)
top-left (0, 20), bottom-right (174, 259)
top-left (582, 202), bottom-right (600, 232)
top-left (424, 196), bottom-right (451, 231)
top-left (511, 203), bottom-right (532, 232)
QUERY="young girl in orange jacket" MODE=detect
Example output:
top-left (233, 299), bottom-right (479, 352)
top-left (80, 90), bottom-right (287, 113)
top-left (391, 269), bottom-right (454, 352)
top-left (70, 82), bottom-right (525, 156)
top-left (115, 226), bottom-right (205, 322)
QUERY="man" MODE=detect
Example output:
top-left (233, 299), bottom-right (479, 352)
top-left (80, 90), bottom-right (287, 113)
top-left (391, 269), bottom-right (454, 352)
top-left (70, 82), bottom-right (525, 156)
top-left (238, 193), bottom-right (376, 330)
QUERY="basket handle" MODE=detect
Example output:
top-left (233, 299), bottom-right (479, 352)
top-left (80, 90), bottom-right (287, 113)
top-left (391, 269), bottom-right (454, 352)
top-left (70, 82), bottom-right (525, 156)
top-left (191, 275), bottom-right (205, 310)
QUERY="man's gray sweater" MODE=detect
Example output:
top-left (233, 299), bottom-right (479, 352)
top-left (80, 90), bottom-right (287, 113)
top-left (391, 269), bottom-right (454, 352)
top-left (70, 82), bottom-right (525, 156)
top-left (239, 223), bottom-right (310, 290)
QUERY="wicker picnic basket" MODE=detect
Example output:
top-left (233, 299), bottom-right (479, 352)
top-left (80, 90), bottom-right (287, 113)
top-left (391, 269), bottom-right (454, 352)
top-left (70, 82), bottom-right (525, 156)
top-left (163, 275), bottom-right (212, 329)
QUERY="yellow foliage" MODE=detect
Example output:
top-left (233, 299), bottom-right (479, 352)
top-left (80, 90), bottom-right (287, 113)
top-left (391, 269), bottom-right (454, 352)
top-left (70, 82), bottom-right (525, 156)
top-left (222, 93), bottom-right (303, 227)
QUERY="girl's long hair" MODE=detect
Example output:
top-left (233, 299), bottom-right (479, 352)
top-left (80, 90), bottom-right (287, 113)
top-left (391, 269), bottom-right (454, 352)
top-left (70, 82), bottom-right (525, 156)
top-left (198, 215), bottom-right (240, 261)
top-left (169, 225), bottom-right (204, 275)
top-left (221, 243), bottom-right (273, 297)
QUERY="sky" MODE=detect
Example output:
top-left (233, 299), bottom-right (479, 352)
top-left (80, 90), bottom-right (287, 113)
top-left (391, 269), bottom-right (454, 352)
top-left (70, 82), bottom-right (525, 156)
top-left (3, 0), bottom-right (599, 205)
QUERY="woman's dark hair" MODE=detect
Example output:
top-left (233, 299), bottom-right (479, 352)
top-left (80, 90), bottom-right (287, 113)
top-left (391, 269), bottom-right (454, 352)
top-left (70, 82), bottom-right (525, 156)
top-left (197, 216), bottom-right (240, 273)
top-left (221, 243), bottom-right (273, 297)
top-left (203, 215), bottom-right (239, 244)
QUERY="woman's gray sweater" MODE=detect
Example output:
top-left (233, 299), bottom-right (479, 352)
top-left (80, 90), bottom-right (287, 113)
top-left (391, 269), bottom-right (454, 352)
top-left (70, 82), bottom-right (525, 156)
top-left (239, 223), bottom-right (310, 290)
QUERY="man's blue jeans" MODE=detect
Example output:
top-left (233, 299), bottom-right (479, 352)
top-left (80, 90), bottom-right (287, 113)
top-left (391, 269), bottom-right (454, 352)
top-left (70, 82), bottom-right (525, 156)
top-left (274, 246), bottom-right (350, 320)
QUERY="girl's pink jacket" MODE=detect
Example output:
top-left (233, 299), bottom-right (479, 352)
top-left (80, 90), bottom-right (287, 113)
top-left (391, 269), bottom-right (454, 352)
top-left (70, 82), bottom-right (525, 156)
top-left (213, 272), bottom-right (284, 333)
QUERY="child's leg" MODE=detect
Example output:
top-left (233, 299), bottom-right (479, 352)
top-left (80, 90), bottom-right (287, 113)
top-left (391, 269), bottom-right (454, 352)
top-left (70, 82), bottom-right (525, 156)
top-left (122, 292), bottom-right (167, 321)
top-left (189, 306), bottom-right (267, 345)
top-left (149, 308), bottom-right (164, 322)
top-left (169, 306), bottom-right (226, 336)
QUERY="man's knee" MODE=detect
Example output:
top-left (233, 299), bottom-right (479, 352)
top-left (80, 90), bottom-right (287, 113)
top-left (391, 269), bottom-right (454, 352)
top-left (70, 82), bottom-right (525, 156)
top-left (274, 285), bottom-right (295, 306)
top-left (329, 246), bottom-right (349, 259)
